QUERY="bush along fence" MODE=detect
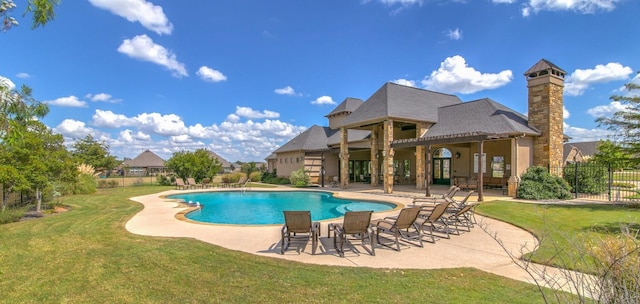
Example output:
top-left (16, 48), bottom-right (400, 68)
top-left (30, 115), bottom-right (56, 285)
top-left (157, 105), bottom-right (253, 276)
top-left (553, 162), bottom-right (640, 203)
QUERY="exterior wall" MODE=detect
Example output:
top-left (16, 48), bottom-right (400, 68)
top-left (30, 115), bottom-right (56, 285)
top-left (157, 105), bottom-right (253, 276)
top-left (328, 112), bottom-right (348, 130)
top-left (304, 155), bottom-right (323, 183)
top-left (516, 137), bottom-right (534, 177)
top-left (275, 151), bottom-right (306, 178)
top-left (451, 146), bottom-right (470, 178)
top-left (528, 74), bottom-right (564, 175)
top-left (466, 140), bottom-right (513, 178)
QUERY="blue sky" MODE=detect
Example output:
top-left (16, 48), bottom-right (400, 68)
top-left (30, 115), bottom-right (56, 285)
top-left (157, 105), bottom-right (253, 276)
top-left (1, 0), bottom-right (639, 162)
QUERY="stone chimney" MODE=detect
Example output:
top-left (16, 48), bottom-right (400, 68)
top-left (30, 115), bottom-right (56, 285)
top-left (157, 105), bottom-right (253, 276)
top-left (525, 59), bottom-right (566, 175)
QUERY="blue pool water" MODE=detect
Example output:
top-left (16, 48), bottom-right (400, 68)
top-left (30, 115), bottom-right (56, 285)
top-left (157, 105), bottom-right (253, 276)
top-left (167, 191), bottom-right (396, 225)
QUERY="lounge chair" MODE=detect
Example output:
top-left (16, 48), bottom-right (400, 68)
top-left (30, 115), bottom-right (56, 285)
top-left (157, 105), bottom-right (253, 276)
top-left (232, 177), bottom-right (248, 188)
top-left (373, 207), bottom-right (423, 251)
top-left (448, 190), bottom-right (476, 212)
top-left (412, 186), bottom-right (459, 206)
top-left (280, 211), bottom-right (320, 255)
top-left (186, 177), bottom-right (202, 189)
top-left (416, 202), bottom-right (452, 243)
top-left (445, 202), bottom-right (480, 234)
top-left (175, 178), bottom-right (188, 190)
top-left (328, 211), bottom-right (374, 257)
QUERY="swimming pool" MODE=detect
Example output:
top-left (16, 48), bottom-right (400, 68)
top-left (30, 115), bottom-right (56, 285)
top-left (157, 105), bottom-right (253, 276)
top-left (168, 190), bottom-right (396, 225)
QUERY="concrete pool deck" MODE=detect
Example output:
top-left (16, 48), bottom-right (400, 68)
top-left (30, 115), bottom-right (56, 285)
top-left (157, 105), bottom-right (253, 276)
top-left (125, 185), bottom-right (591, 294)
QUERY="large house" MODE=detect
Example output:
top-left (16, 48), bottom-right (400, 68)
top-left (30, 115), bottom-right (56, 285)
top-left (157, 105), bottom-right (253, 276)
top-left (122, 149), bottom-right (166, 176)
top-left (268, 59), bottom-right (567, 201)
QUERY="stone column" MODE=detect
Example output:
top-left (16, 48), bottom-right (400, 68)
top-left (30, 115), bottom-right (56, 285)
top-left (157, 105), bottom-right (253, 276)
top-left (339, 127), bottom-right (349, 189)
top-left (370, 126), bottom-right (379, 186)
top-left (383, 120), bottom-right (394, 194)
top-left (415, 122), bottom-right (428, 190)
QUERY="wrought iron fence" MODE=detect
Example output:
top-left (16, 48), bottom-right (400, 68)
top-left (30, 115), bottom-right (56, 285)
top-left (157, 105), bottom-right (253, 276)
top-left (553, 162), bottom-right (640, 203)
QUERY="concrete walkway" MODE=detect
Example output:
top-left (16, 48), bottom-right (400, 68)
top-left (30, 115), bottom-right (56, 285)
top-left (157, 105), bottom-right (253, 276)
top-left (125, 185), bottom-right (593, 296)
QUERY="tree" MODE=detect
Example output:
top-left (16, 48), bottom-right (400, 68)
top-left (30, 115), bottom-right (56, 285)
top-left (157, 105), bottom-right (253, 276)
top-left (0, 82), bottom-right (49, 210)
top-left (241, 161), bottom-right (258, 176)
top-left (596, 74), bottom-right (640, 165)
top-left (592, 140), bottom-right (633, 170)
top-left (71, 135), bottom-right (118, 174)
top-left (0, 82), bottom-right (49, 144)
top-left (165, 149), bottom-right (222, 182)
top-left (1, 0), bottom-right (60, 32)
top-left (5, 120), bottom-right (75, 211)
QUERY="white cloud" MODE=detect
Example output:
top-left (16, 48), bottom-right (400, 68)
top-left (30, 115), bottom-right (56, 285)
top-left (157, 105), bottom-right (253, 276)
top-left (16, 72), bottom-right (30, 79)
top-left (45, 96), bottom-right (88, 107)
top-left (86, 93), bottom-right (121, 103)
top-left (0, 76), bottom-right (15, 90)
top-left (421, 55), bottom-right (513, 94)
top-left (564, 122), bottom-right (612, 142)
top-left (275, 86), bottom-right (299, 96)
top-left (88, 0), bottom-right (173, 35)
top-left (53, 119), bottom-right (98, 139)
top-left (365, 0), bottom-right (424, 14)
top-left (392, 79), bottom-right (417, 87)
top-left (311, 96), bottom-right (337, 105)
top-left (57, 106), bottom-right (308, 162)
top-left (586, 101), bottom-right (627, 118)
top-left (92, 110), bottom-right (136, 128)
top-left (563, 106), bottom-right (570, 119)
top-left (445, 28), bottom-right (462, 40)
top-left (523, 0), bottom-right (621, 16)
top-left (234, 106), bottom-right (280, 119)
top-left (564, 62), bottom-right (633, 96)
top-left (226, 114), bottom-right (240, 123)
top-left (119, 129), bottom-right (151, 143)
top-left (196, 66), bottom-right (227, 82)
top-left (117, 34), bottom-right (187, 78)
top-left (132, 112), bottom-right (188, 136)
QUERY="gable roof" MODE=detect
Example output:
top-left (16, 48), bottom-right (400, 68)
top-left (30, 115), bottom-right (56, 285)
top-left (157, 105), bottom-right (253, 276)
top-left (123, 150), bottom-right (165, 167)
top-left (325, 97), bottom-right (364, 117)
top-left (274, 125), bottom-right (339, 153)
top-left (339, 82), bottom-right (462, 128)
top-left (563, 141), bottom-right (601, 159)
top-left (423, 98), bottom-right (540, 138)
top-left (208, 151), bottom-right (232, 168)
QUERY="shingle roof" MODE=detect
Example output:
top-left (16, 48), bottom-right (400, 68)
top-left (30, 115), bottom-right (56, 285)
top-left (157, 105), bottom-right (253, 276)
top-left (339, 82), bottom-right (462, 128)
top-left (208, 151), bottom-right (232, 168)
top-left (325, 97), bottom-right (364, 117)
top-left (327, 129), bottom-right (371, 146)
top-left (123, 150), bottom-right (165, 167)
top-left (423, 98), bottom-right (540, 138)
top-left (563, 141), bottom-right (601, 159)
top-left (274, 125), bottom-right (339, 153)
top-left (524, 59), bottom-right (566, 76)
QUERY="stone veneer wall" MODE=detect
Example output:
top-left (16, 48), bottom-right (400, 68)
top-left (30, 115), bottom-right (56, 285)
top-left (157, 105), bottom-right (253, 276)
top-left (528, 77), bottom-right (564, 175)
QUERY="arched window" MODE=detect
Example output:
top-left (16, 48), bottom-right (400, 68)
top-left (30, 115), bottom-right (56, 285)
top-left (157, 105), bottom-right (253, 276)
top-left (433, 148), bottom-right (452, 158)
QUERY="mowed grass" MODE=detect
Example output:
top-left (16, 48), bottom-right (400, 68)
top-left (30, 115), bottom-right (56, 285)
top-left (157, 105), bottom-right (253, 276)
top-left (476, 201), bottom-right (640, 271)
top-left (0, 186), bottom-right (552, 303)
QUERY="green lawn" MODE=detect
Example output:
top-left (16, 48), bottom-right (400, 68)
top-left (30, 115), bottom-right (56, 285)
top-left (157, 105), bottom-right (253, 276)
top-left (476, 201), bottom-right (640, 272)
top-left (0, 186), bottom-right (554, 303)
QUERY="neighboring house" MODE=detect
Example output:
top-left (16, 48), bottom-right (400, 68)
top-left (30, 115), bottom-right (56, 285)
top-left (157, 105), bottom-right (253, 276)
top-left (269, 59), bottom-right (568, 200)
top-left (122, 150), bottom-right (166, 176)
top-left (208, 151), bottom-right (233, 173)
top-left (563, 141), bottom-right (601, 163)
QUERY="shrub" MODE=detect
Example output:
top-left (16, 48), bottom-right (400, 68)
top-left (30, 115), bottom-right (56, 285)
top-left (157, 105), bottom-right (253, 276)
top-left (249, 171), bottom-right (262, 182)
top-left (0, 206), bottom-right (28, 224)
top-left (289, 168), bottom-right (310, 187)
top-left (261, 170), bottom-right (277, 183)
top-left (517, 166), bottom-right (571, 200)
top-left (156, 175), bottom-right (174, 186)
top-left (563, 161), bottom-right (608, 194)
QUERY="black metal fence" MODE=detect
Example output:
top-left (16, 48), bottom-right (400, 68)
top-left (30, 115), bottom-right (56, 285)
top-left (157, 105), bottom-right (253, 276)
top-left (553, 162), bottom-right (640, 203)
